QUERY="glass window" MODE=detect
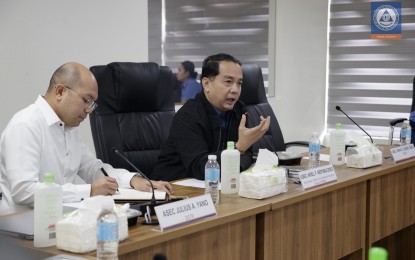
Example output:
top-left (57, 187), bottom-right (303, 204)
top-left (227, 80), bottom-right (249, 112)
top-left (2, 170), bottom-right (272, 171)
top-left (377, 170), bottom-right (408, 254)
top-left (149, 0), bottom-right (271, 97)
top-left (327, 0), bottom-right (415, 138)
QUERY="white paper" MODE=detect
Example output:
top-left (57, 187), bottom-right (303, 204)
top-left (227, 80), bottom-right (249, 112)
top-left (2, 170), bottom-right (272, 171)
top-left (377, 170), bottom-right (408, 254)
top-left (173, 178), bottom-right (221, 190)
top-left (111, 187), bottom-right (166, 201)
top-left (63, 202), bottom-right (86, 209)
top-left (173, 179), bottom-right (205, 188)
top-left (304, 153), bottom-right (330, 162)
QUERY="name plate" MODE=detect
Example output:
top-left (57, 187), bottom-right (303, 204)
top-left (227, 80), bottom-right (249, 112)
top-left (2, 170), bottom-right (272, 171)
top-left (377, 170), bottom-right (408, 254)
top-left (299, 164), bottom-right (337, 190)
top-left (154, 194), bottom-right (217, 231)
top-left (390, 144), bottom-right (415, 163)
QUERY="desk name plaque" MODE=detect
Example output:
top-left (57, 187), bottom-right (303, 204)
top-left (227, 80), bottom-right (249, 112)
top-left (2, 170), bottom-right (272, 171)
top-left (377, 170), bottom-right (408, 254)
top-left (154, 194), bottom-right (217, 231)
top-left (390, 144), bottom-right (415, 163)
top-left (299, 164), bottom-right (337, 190)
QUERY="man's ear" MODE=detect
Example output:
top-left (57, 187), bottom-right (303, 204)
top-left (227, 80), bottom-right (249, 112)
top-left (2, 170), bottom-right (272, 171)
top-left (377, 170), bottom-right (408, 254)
top-left (55, 84), bottom-right (66, 99)
top-left (202, 77), bottom-right (209, 91)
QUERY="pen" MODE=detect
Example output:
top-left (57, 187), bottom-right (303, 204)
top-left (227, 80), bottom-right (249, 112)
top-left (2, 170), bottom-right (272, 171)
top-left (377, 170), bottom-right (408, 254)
top-left (100, 167), bottom-right (119, 192)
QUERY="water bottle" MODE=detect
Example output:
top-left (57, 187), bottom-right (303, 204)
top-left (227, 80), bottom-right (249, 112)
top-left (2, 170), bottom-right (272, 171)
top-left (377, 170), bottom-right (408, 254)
top-left (330, 123), bottom-right (346, 165)
top-left (368, 247), bottom-right (388, 260)
top-left (400, 120), bottom-right (412, 146)
top-left (308, 132), bottom-right (321, 168)
top-left (221, 141), bottom-right (240, 194)
top-left (205, 155), bottom-right (220, 204)
top-left (34, 172), bottom-right (62, 247)
top-left (97, 199), bottom-right (118, 260)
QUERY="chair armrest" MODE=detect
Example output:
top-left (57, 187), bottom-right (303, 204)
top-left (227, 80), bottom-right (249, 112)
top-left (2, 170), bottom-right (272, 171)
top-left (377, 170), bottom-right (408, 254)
top-left (389, 118), bottom-right (406, 126)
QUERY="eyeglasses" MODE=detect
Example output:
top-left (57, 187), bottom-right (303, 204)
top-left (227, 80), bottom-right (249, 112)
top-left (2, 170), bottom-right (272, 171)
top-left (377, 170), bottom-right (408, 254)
top-left (64, 85), bottom-right (98, 112)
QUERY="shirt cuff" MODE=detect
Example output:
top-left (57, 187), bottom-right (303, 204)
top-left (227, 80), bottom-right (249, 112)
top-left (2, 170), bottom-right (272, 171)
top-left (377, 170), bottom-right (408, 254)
top-left (76, 184), bottom-right (91, 201)
top-left (118, 170), bottom-right (137, 188)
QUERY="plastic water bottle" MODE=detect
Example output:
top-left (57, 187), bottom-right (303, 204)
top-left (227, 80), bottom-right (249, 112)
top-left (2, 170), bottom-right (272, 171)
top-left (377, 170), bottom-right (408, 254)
top-left (221, 141), bottom-right (240, 194)
top-left (368, 247), bottom-right (388, 260)
top-left (97, 199), bottom-right (118, 260)
top-left (400, 120), bottom-right (412, 146)
top-left (205, 155), bottom-right (220, 204)
top-left (308, 132), bottom-right (321, 168)
top-left (330, 123), bottom-right (346, 165)
top-left (34, 172), bottom-right (62, 247)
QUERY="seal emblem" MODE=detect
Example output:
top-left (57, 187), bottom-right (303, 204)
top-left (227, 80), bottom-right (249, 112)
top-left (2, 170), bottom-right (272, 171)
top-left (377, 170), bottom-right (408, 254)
top-left (373, 5), bottom-right (399, 31)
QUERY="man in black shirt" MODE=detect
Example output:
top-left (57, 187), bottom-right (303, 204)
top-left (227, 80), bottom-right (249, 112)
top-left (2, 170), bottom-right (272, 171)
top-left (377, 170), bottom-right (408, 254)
top-left (152, 53), bottom-right (270, 181)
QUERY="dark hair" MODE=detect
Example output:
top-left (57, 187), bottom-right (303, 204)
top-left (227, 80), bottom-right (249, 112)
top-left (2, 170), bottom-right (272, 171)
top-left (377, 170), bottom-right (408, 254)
top-left (181, 60), bottom-right (198, 79)
top-left (201, 53), bottom-right (242, 80)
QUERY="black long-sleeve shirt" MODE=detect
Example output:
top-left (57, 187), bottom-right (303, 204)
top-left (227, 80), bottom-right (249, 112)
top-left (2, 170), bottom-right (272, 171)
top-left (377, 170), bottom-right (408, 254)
top-left (151, 92), bottom-right (253, 181)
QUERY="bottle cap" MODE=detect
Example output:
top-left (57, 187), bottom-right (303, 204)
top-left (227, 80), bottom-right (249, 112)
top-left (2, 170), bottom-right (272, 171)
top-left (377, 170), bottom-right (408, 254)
top-left (227, 141), bottom-right (235, 149)
top-left (312, 132), bottom-right (318, 136)
top-left (368, 247), bottom-right (388, 260)
top-left (43, 172), bottom-right (54, 183)
top-left (208, 155), bottom-right (217, 160)
top-left (335, 123), bottom-right (342, 130)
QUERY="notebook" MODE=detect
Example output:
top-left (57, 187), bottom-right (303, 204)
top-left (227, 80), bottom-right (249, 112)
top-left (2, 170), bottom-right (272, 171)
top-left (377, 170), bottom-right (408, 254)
top-left (0, 206), bottom-right (75, 240)
top-left (111, 187), bottom-right (167, 202)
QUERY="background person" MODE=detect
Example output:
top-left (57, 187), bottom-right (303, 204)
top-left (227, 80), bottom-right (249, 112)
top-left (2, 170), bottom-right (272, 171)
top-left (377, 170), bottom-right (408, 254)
top-left (0, 62), bottom-right (173, 215)
top-left (177, 60), bottom-right (202, 104)
top-left (152, 53), bottom-right (270, 181)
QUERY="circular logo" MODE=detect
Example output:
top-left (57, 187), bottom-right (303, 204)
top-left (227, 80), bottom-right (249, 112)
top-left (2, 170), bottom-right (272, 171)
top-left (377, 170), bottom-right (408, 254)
top-left (373, 5), bottom-right (399, 31)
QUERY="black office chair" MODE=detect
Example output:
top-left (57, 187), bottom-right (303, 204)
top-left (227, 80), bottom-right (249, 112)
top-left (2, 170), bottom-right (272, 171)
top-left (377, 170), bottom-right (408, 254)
top-left (239, 64), bottom-right (309, 156)
top-left (89, 62), bottom-right (175, 178)
top-left (388, 76), bottom-right (415, 145)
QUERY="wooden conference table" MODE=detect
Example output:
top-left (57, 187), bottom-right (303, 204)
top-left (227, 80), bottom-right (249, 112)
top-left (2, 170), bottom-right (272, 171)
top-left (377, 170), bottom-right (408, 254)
top-left (10, 148), bottom-right (415, 260)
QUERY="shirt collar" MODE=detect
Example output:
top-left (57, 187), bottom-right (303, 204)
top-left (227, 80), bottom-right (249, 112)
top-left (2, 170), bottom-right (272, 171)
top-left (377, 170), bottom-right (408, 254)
top-left (210, 104), bottom-right (230, 129)
top-left (211, 105), bottom-right (223, 118)
top-left (35, 95), bottom-right (65, 127)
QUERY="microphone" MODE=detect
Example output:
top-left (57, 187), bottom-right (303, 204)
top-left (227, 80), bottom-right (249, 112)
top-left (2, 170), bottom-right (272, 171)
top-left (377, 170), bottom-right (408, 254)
top-left (335, 105), bottom-right (373, 143)
top-left (113, 148), bottom-right (159, 225)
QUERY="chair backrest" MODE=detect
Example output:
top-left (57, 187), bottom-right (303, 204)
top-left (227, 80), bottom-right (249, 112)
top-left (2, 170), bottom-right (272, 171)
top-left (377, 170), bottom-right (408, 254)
top-left (239, 64), bottom-right (286, 154)
top-left (89, 62), bottom-right (175, 177)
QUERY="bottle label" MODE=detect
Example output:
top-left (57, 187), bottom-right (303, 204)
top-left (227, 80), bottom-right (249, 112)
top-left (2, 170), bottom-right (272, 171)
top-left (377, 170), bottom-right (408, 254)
top-left (309, 143), bottom-right (320, 153)
top-left (48, 224), bottom-right (56, 239)
top-left (205, 168), bottom-right (219, 181)
top-left (230, 180), bottom-right (237, 189)
top-left (402, 129), bottom-right (411, 137)
top-left (97, 222), bottom-right (118, 241)
top-left (336, 152), bottom-right (343, 161)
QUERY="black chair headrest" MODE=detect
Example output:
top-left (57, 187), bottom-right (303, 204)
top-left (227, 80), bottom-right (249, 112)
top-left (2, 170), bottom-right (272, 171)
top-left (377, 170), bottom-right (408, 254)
top-left (239, 64), bottom-right (268, 105)
top-left (93, 62), bottom-right (174, 114)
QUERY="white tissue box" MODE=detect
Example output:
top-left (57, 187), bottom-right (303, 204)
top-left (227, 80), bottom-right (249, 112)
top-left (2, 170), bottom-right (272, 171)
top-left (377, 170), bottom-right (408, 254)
top-left (346, 152), bottom-right (382, 168)
top-left (238, 166), bottom-right (288, 199)
top-left (56, 206), bottom-right (128, 253)
top-left (346, 146), bottom-right (382, 169)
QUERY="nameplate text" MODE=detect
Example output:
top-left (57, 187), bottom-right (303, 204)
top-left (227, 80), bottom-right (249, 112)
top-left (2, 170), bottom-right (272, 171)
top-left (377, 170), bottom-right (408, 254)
top-left (299, 164), bottom-right (337, 190)
top-left (155, 194), bottom-right (217, 231)
top-left (390, 144), bottom-right (415, 163)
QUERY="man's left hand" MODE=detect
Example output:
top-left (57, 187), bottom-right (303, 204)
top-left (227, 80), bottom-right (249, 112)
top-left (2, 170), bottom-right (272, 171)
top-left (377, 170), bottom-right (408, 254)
top-left (130, 176), bottom-right (174, 196)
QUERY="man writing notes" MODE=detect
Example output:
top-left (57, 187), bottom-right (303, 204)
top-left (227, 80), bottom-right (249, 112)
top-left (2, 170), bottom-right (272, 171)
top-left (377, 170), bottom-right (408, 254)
top-left (152, 53), bottom-right (271, 181)
top-left (0, 62), bottom-right (173, 215)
